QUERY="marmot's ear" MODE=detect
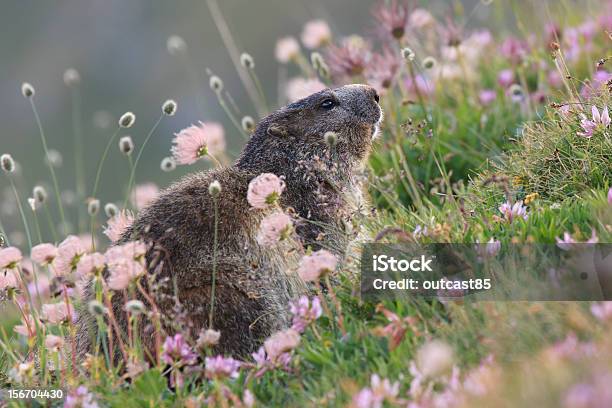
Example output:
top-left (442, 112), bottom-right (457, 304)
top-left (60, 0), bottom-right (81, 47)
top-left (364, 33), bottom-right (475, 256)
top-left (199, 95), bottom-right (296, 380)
top-left (267, 124), bottom-right (288, 138)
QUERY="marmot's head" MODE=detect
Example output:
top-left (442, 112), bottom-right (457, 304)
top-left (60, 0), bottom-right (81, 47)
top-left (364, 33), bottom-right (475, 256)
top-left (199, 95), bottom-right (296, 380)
top-left (236, 84), bottom-right (382, 177)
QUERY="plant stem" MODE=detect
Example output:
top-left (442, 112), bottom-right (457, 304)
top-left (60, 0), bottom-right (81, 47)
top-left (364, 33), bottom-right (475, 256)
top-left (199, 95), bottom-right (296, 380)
top-left (124, 114), bottom-right (164, 209)
top-left (29, 99), bottom-right (67, 231)
top-left (247, 68), bottom-right (269, 113)
top-left (70, 87), bottom-right (86, 233)
top-left (324, 275), bottom-right (346, 335)
top-left (91, 127), bottom-right (121, 201)
top-left (216, 93), bottom-right (248, 139)
top-left (9, 178), bottom-right (32, 251)
top-left (208, 195), bottom-right (219, 329)
top-left (206, 0), bottom-right (265, 117)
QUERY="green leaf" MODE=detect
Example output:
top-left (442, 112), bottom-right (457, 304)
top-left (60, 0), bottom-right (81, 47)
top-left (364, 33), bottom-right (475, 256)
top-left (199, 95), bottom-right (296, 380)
top-left (132, 369), bottom-right (167, 404)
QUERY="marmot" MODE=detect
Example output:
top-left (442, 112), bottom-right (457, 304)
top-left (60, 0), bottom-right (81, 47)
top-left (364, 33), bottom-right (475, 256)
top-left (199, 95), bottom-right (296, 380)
top-left (76, 84), bottom-right (381, 360)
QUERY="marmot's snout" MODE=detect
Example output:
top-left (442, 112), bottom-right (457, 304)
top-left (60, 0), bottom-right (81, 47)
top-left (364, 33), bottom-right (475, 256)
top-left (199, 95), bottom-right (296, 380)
top-left (336, 84), bottom-right (382, 126)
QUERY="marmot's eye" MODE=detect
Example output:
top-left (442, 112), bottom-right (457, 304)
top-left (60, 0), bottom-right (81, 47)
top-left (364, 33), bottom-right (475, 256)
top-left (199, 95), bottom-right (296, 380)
top-left (320, 98), bottom-right (336, 110)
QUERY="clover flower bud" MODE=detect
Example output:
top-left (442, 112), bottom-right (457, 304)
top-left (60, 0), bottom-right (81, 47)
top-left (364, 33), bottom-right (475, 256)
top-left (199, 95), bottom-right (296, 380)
top-left (401, 47), bottom-right (415, 62)
top-left (209, 76), bottom-right (224, 94)
top-left (104, 203), bottom-right (119, 218)
top-left (161, 157), bottom-right (176, 172)
top-left (240, 53), bottom-right (255, 69)
top-left (88, 300), bottom-right (107, 316)
top-left (119, 112), bottom-right (135, 128)
top-left (87, 199), bottom-right (100, 216)
top-left (1, 154), bottom-right (15, 173)
top-left (241, 116), bottom-right (255, 133)
top-left (21, 83), bottom-right (35, 98)
top-left (324, 131), bottom-right (338, 147)
top-left (119, 136), bottom-right (134, 156)
top-left (33, 186), bottom-right (48, 204)
top-left (209, 180), bottom-right (222, 197)
top-left (162, 99), bottom-right (177, 116)
top-left (423, 56), bottom-right (437, 70)
top-left (63, 68), bottom-right (81, 87)
top-left (167, 35), bottom-right (187, 55)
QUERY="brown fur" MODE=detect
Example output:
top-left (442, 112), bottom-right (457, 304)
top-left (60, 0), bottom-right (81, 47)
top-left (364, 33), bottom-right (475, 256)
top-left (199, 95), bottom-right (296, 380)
top-left (76, 84), bottom-right (381, 361)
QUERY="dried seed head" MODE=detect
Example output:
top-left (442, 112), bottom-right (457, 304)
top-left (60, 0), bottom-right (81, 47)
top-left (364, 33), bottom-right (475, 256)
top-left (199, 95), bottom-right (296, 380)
top-left (63, 68), bottom-right (81, 87)
top-left (45, 150), bottom-right (63, 168)
top-left (167, 35), bottom-right (187, 55)
top-left (197, 328), bottom-right (221, 348)
top-left (209, 180), bottom-right (222, 197)
top-left (160, 157), bottom-right (176, 172)
top-left (209, 76), bottom-right (224, 94)
top-left (324, 131), bottom-right (338, 147)
top-left (21, 82), bottom-right (35, 98)
top-left (481, 0), bottom-right (493, 5)
top-left (33, 186), bottom-right (48, 204)
top-left (401, 47), bottom-right (415, 62)
top-left (240, 53), bottom-right (255, 69)
top-left (1, 154), bottom-right (16, 173)
top-left (310, 52), bottom-right (324, 70)
top-left (119, 136), bottom-right (134, 156)
top-left (125, 299), bottom-right (146, 315)
top-left (509, 84), bottom-right (524, 101)
top-left (104, 203), bottom-right (119, 218)
top-left (119, 112), bottom-right (135, 128)
top-left (162, 99), bottom-right (177, 116)
top-left (88, 300), bottom-right (107, 316)
top-left (423, 56), bottom-right (437, 70)
top-left (310, 52), bottom-right (330, 78)
top-left (241, 116), bottom-right (255, 133)
top-left (87, 199), bottom-right (100, 216)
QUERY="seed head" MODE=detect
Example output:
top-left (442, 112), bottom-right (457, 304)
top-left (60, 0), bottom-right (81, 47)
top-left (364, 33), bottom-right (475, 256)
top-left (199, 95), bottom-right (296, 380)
top-left (167, 35), bottom-right (187, 55)
top-left (125, 299), bottom-right (146, 315)
top-left (509, 84), bottom-right (524, 101)
top-left (119, 112), bottom-right (136, 128)
top-left (310, 52), bottom-right (330, 78)
top-left (21, 83), bottom-right (35, 98)
top-left (310, 52), bottom-right (324, 70)
top-left (1, 154), bottom-right (15, 173)
top-left (240, 53), bottom-right (255, 69)
top-left (324, 131), bottom-right (338, 147)
top-left (160, 157), bottom-right (176, 172)
top-left (241, 116), bottom-right (255, 133)
top-left (33, 186), bottom-right (48, 204)
top-left (197, 328), bottom-right (221, 348)
top-left (401, 47), bottom-right (415, 62)
top-left (209, 76), bottom-right (224, 94)
top-left (422, 56), bottom-right (437, 70)
top-left (45, 150), bottom-right (63, 168)
top-left (162, 99), bottom-right (177, 116)
top-left (209, 180), bottom-right (222, 197)
top-left (87, 199), bottom-right (100, 216)
top-left (88, 300), bottom-right (107, 316)
top-left (28, 198), bottom-right (37, 212)
top-left (63, 68), bottom-right (81, 87)
top-left (104, 203), bottom-right (119, 218)
top-left (119, 136), bottom-right (134, 156)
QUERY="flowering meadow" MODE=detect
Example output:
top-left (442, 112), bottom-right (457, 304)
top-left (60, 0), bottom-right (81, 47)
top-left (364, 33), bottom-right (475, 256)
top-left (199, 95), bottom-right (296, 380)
top-left (1, 0), bottom-right (612, 407)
